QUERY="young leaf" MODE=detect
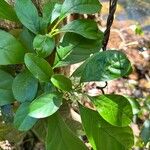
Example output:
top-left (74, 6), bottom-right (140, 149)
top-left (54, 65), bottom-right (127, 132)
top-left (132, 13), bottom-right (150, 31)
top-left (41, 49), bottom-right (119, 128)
top-left (0, 0), bottom-right (19, 22)
top-left (61, 0), bottom-right (101, 16)
top-left (73, 50), bottom-right (132, 82)
top-left (90, 94), bottom-right (133, 127)
top-left (79, 104), bottom-right (134, 150)
top-left (14, 102), bottom-right (38, 131)
top-left (0, 69), bottom-right (14, 106)
top-left (51, 74), bottom-right (72, 91)
top-left (29, 93), bottom-right (62, 118)
top-left (53, 33), bottom-right (103, 68)
top-left (60, 19), bottom-right (102, 40)
top-left (33, 34), bottom-right (55, 58)
top-left (24, 53), bottom-right (54, 82)
top-left (140, 120), bottom-right (150, 145)
top-left (0, 30), bottom-right (25, 65)
top-left (12, 70), bottom-right (38, 102)
top-left (15, 0), bottom-right (40, 34)
top-left (46, 113), bottom-right (88, 150)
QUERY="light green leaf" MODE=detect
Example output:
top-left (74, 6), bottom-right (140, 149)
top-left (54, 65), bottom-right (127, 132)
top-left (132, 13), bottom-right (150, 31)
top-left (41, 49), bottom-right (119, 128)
top-left (24, 53), bottom-right (53, 82)
top-left (12, 70), bottom-right (38, 102)
top-left (0, 0), bottom-right (19, 22)
top-left (73, 50), bottom-right (132, 82)
top-left (14, 102), bottom-right (38, 131)
top-left (46, 112), bottom-right (88, 150)
top-left (0, 69), bottom-right (14, 106)
top-left (15, 0), bottom-right (40, 34)
top-left (60, 19), bottom-right (102, 39)
top-left (53, 33), bottom-right (103, 68)
top-left (0, 30), bottom-right (25, 65)
top-left (29, 93), bottom-right (62, 118)
top-left (141, 120), bottom-right (150, 145)
top-left (61, 0), bottom-right (101, 16)
top-left (51, 74), bottom-right (72, 91)
top-left (79, 104), bottom-right (134, 150)
top-left (33, 34), bottom-right (55, 58)
top-left (90, 94), bottom-right (133, 127)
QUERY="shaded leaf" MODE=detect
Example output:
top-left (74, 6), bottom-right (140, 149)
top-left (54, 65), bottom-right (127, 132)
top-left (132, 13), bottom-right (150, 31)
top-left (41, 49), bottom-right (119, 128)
top-left (46, 112), bottom-right (88, 150)
top-left (12, 70), bottom-right (38, 102)
top-left (14, 102), bottom-right (38, 131)
top-left (79, 104), bottom-right (134, 150)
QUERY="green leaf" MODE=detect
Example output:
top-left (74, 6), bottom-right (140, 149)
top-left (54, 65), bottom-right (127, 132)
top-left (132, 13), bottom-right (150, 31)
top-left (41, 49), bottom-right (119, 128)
top-left (24, 53), bottom-right (53, 82)
top-left (29, 93), bottom-right (62, 118)
top-left (12, 70), bottom-right (38, 102)
top-left (0, 30), bottom-right (25, 65)
top-left (46, 113), bottom-right (88, 150)
top-left (79, 104), bottom-right (134, 150)
top-left (14, 102), bottom-right (38, 131)
top-left (0, 69), bottom-right (14, 106)
top-left (73, 50), bottom-right (132, 82)
top-left (33, 34), bottom-right (55, 58)
top-left (51, 74), bottom-right (72, 91)
top-left (141, 120), bottom-right (150, 145)
top-left (0, 0), bottom-right (19, 22)
top-left (61, 0), bottom-right (101, 16)
top-left (60, 19), bottom-right (102, 40)
top-left (90, 94), bottom-right (133, 127)
top-left (15, 0), bottom-right (40, 34)
top-left (53, 33), bottom-right (103, 68)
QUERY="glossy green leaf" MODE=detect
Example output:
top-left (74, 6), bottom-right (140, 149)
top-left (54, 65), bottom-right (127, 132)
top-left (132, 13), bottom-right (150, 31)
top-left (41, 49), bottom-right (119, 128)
top-left (15, 0), bottom-right (40, 34)
top-left (90, 94), bottom-right (133, 127)
top-left (0, 69), bottom-right (14, 106)
top-left (33, 34), bottom-right (55, 58)
top-left (29, 93), bottom-right (62, 118)
top-left (53, 33), bottom-right (103, 68)
top-left (141, 120), bottom-right (150, 145)
top-left (51, 74), bottom-right (72, 91)
top-left (24, 53), bottom-right (53, 82)
top-left (73, 50), bottom-right (132, 82)
top-left (46, 113), bottom-right (88, 150)
top-left (60, 19), bottom-right (102, 39)
top-left (0, 30), bottom-right (25, 65)
top-left (14, 102), bottom-right (38, 131)
top-left (12, 70), bottom-right (38, 102)
top-left (79, 104), bottom-right (134, 150)
top-left (0, 0), bottom-right (19, 22)
top-left (61, 0), bottom-right (101, 16)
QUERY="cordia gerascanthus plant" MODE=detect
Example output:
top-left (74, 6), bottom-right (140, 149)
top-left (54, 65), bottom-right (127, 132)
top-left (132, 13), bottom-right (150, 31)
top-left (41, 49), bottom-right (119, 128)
top-left (0, 0), bottom-right (134, 149)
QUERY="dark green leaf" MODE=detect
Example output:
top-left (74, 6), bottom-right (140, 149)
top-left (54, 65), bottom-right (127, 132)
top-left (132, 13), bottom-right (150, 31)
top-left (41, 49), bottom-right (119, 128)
top-left (0, 69), bottom-right (14, 106)
top-left (90, 94), bottom-right (133, 127)
top-left (53, 33), bottom-right (103, 68)
top-left (51, 74), bottom-right (72, 91)
top-left (61, 0), bottom-right (101, 16)
top-left (0, 30), bottom-right (25, 65)
top-left (60, 19), bottom-right (102, 39)
top-left (15, 0), bottom-right (40, 34)
top-left (73, 50), bottom-right (132, 82)
top-left (14, 102), bottom-right (37, 131)
top-left (33, 34), bottom-right (55, 58)
top-left (24, 53), bottom-right (53, 82)
top-left (29, 93), bottom-right (62, 118)
top-left (0, 0), bottom-right (19, 22)
top-left (12, 70), bottom-right (38, 102)
top-left (79, 104), bottom-right (134, 150)
top-left (141, 120), bottom-right (150, 145)
top-left (46, 112), bottom-right (87, 150)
